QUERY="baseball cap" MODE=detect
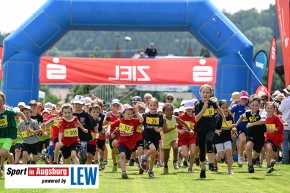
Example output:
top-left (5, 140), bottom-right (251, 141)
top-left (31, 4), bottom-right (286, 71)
top-left (17, 102), bottom-right (26, 107)
top-left (72, 95), bottom-right (85, 104)
top-left (178, 106), bottom-right (185, 112)
top-left (120, 104), bottom-right (133, 114)
top-left (239, 91), bottom-right (249, 99)
top-left (21, 106), bottom-right (32, 112)
top-left (41, 109), bottom-right (51, 116)
top-left (230, 91), bottom-right (240, 102)
top-left (132, 96), bottom-right (142, 102)
top-left (111, 99), bottom-right (121, 105)
top-left (84, 97), bottom-right (92, 106)
top-left (44, 102), bottom-right (53, 110)
top-left (150, 42), bottom-right (155, 46)
top-left (37, 102), bottom-right (43, 109)
top-left (183, 101), bottom-right (194, 109)
top-left (28, 100), bottom-right (37, 106)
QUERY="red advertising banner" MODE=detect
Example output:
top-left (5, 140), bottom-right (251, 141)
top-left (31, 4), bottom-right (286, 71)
top-left (276, 0), bottom-right (290, 86)
top-left (0, 46), bottom-right (2, 78)
top-left (268, 36), bottom-right (277, 97)
top-left (40, 57), bottom-right (217, 85)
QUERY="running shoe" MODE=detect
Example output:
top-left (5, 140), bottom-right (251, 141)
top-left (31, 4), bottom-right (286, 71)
top-left (140, 156), bottom-right (147, 171)
top-left (112, 164), bottom-right (117, 172)
top-left (129, 159), bottom-right (135, 166)
top-left (266, 166), bottom-right (274, 174)
top-left (183, 160), bottom-right (188, 167)
top-left (163, 167), bottom-right (169, 174)
top-left (248, 165), bottom-right (254, 173)
top-left (148, 170), bottom-right (154, 178)
top-left (121, 171), bottom-right (128, 179)
top-left (139, 167), bottom-right (144, 174)
top-left (200, 169), bottom-right (206, 179)
top-left (188, 167), bottom-right (193, 173)
top-left (227, 170), bottom-right (234, 175)
top-left (103, 160), bottom-right (108, 165)
top-left (208, 163), bottom-right (215, 171)
top-left (173, 161), bottom-right (180, 170)
top-left (238, 157), bottom-right (244, 166)
top-left (270, 159), bottom-right (276, 167)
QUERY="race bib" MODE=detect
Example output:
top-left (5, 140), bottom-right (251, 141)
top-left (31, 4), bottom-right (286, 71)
top-left (136, 125), bottom-right (142, 133)
top-left (222, 120), bottom-right (233, 128)
top-left (242, 116), bottom-right (248, 122)
top-left (146, 117), bottom-right (159, 125)
top-left (203, 108), bottom-right (214, 116)
top-left (266, 124), bottom-right (276, 130)
top-left (0, 118), bottom-right (8, 127)
top-left (64, 128), bottom-right (78, 137)
top-left (185, 121), bottom-right (195, 128)
top-left (53, 119), bottom-right (60, 127)
top-left (249, 116), bottom-right (256, 123)
top-left (119, 123), bottom-right (133, 134)
top-left (22, 131), bottom-right (34, 138)
top-left (91, 132), bottom-right (96, 139)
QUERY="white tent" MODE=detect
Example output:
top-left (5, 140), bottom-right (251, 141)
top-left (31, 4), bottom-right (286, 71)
top-left (38, 91), bottom-right (45, 99)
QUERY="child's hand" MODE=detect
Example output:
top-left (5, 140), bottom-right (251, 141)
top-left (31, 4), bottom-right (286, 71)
top-left (202, 101), bottom-right (208, 109)
top-left (42, 131), bottom-right (48, 136)
top-left (215, 129), bottom-right (222, 136)
top-left (60, 142), bottom-right (63, 147)
top-left (83, 129), bottom-right (88, 133)
top-left (154, 127), bottom-right (160, 132)
top-left (189, 130), bottom-right (194, 135)
top-left (95, 133), bottom-right (99, 139)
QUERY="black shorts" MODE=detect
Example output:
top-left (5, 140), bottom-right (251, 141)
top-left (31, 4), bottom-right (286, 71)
top-left (22, 143), bottom-right (38, 155)
top-left (61, 143), bottom-right (79, 159)
top-left (265, 140), bottom-right (278, 152)
top-left (109, 138), bottom-right (117, 149)
top-left (37, 139), bottom-right (51, 153)
top-left (97, 140), bottom-right (106, 151)
top-left (133, 139), bottom-right (144, 151)
top-left (87, 144), bottom-right (96, 156)
top-left (143, 138), bottom-right (159, 151)
top-left (118, 144), bottom-right (133, 160)
top-left (53, 138), bottom-right (59, 146)
top-left (236, 128), bottom-right (247, 137)
top-left (246, 135), bottom-right (265, 153)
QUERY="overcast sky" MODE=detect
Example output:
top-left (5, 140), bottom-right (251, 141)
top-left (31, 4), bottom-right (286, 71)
top-left (0, 0), bottom-right (275, 33)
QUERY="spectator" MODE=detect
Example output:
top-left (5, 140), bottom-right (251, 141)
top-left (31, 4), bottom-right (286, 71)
top-left (279, 85), bottom-right (290, 164)
top-left (145, 42), bottom-right (158, 58)
top-left (166, 93), bottom-right (174, 104)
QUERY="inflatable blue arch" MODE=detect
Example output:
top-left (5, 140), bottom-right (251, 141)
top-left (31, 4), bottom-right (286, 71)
top-left (2, 0), bottom-right (253, 106)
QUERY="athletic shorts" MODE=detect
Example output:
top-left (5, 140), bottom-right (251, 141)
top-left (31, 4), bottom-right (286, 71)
top-left (37, 139), bottom-right (50, 153)
top-left (118, 144), bottom-right (133, 161)
top-left (143, 138), bottom-right (159, 151)
top-left (246, 135), bottom-right (265, 153)
top-left (265, 140), bottom-right (278, 153)
top-left (47, 144), bottom-right (55, 157)
top-left (133, 139), bottom-right (144, 151)
top-left (87, 144), bottom-right (96, 156)
top-left (97, 140), bottom-right (106, 151)
top-left (61, 143), bottom-right (79, 159)
top-left (215, 141), bottom-right (232, 153)
top-left (22, 142), bottom-right (38, 155)
top-left (109, 138), bottom-right (118, 149)
top-left (0, 138), bottom-right (13, 152)
top-left (178, 138), bottom-right (196, 147)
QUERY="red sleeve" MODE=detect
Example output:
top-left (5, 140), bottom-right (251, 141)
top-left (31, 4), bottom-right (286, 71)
top-left (133, 118), bottom-right (141, 130)
top-left (111, 119), bottom-right (120, 130)
top-left (275, 116), bottom-right (284, 132)
top-left (58, 119), bottom-right (65, 132)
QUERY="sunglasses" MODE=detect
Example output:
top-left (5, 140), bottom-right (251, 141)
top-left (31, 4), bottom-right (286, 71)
top-left (167, 97), bottom-right (174, 101)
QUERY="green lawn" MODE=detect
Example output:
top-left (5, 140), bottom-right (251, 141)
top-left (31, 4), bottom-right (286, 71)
top-left (1, 160), bottom-right (290, 193)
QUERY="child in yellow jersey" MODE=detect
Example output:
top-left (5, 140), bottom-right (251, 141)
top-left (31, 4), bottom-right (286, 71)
top-left (162, 103), bottom-right (191, 174)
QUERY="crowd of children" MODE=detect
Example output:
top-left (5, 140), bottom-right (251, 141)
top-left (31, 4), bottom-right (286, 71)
top-left (0, 83), bottom-right (289, 179)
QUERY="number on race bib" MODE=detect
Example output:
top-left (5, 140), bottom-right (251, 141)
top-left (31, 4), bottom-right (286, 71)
top-left (203, 108), bottom-right (214, 116)
top-left (119, 123), bottom-right (133, 134)
top-left (222, 120), bottom-right (233, 128)
top-left (266, 124), bottom-right (276, 130)
top-left (249, 116), bottom-right (256, 122)
top-left (146, 117), bottom-right (159, 125)
top-left (0, 118), bottom-right (8, 127)
top-left (136, 125), bottom-right (142, 133)
top-left (64, 128), bottom-right (78, 137)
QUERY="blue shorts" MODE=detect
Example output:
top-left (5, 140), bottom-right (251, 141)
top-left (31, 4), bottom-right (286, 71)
top-left (47, 144), bottom-right (55, 157)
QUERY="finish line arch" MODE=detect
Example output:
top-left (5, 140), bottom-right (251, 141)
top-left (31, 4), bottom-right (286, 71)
top-left (2, 0), bottom-right (253, 106)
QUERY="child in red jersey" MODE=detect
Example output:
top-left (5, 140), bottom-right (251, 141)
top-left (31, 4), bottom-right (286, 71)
top-left (111, 104), bottom-right (144, 179)
top-left (104, 99), bottom-right (121, 172)
top-left (177, 100), bottom-right (196, 172)
top-left (58, 103), bottom-right (88, 164)
top-left (265, 102), bottom-right (284, 173)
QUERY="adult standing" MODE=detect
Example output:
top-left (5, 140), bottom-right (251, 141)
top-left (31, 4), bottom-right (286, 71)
top-left (279, 85), bottom-right (290, 164)
top-left (145, 42), bottom-right (158, 58)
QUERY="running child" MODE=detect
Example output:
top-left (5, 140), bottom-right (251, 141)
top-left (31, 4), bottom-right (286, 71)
top-left (194, 84), bottom-right (226, 178)
top-left (162, 103), bottom-right (191, 174)
top-left (233, 97), bottom-right (266, 173)
top-left (58, 103), bottom-right (88, 164)
top-left (177, 100), bottom-right (197, 172)
top-left (213, 99), bottom-right (235, 174)
top-left (264, 102), bottom-right (284, 173)
top-left (111, 104), bottom-right (144, 179)
top-left (140, 97), bottom-right (164, 178)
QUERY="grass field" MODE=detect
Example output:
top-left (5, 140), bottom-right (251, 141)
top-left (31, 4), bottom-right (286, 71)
top-left (1, 159), bottom-right (290, 193)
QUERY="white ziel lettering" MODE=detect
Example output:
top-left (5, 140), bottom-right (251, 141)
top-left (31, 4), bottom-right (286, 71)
top-left (109, 66), bottom-right (150, 81)
top-left (46, 64), bottom-right (66, 79)
top-left (271, 42), bottom-right (276, 60)
top-left (192, 66), bottom-right (213, 82)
